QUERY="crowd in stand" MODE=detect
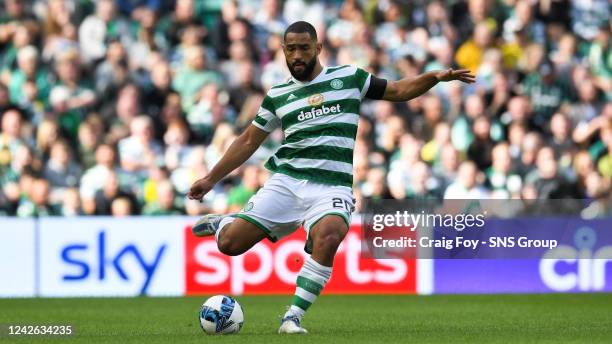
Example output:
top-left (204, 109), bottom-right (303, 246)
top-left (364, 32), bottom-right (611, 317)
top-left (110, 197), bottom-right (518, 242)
top-left (0, 0), bottom-right (610, 217)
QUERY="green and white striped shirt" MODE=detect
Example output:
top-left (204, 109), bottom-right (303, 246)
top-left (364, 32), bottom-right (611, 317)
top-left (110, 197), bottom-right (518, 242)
top-left (252, 65), bottom-right (373, 187)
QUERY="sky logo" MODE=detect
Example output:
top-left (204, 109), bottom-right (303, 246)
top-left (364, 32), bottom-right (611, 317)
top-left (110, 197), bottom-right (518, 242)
top-left (60, 231), bottom-right (167, 294)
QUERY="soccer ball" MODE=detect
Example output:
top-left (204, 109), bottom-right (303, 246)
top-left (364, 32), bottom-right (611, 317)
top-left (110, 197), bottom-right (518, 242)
top-left (199, 295), bottom-right (244, 335)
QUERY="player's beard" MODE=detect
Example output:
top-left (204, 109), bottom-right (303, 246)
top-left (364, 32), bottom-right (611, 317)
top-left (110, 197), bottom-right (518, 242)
top-left (287, 57), bottom-right (316, 81)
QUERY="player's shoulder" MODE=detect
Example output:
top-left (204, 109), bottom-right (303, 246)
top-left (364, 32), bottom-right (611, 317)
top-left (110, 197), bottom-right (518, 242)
top-left (325, 64), bottom-right (353, 74)
top-left (324, 65), bottom-right (367, 79)
top-left (266, 77), bottom-right (297, 100)
top-left (270, 77), bottom-right (296, 90)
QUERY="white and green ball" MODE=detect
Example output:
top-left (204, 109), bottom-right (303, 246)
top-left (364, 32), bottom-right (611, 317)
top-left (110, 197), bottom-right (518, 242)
top-left (199, 295), bottom-right (244, 335)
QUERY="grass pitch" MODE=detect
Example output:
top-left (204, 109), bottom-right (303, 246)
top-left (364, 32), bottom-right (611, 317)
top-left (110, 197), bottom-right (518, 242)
top-left (0, 294), bottom-right (610, 343)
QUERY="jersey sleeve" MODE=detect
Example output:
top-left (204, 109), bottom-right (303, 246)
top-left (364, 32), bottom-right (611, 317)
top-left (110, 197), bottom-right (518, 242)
top-left (252, 95), bottom-right (280, 132)
top-left (354, 67), bottom-right (372, 99)
top-left (354, 67), bottom-right (387, 100)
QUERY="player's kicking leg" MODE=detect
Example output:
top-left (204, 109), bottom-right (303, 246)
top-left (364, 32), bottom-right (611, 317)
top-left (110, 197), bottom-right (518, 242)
top-left (192, 215), bottom-right (267, 256)
top-left (279, 215), bottom-right (349, 334)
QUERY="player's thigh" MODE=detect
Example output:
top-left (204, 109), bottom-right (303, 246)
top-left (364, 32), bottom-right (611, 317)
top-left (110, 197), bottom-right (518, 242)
top-left (217, 217), bottom-right (268, 255)
top-left (309, 214), bottom-right (349, 246)
top-left (303, 185), bottom-right (354, 253)
top-left (236, 174), bottom-right (304, 242)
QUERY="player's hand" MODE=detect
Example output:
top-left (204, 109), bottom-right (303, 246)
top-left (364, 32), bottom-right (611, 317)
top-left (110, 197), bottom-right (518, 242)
top-left (187, 177), bottom-right (215, 201)
top-left (436, 68), bottom-right (475, 83)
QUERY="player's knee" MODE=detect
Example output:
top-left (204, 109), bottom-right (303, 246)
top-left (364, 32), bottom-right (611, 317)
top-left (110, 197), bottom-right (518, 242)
top-left (217, 235), bottom-right (243, 256)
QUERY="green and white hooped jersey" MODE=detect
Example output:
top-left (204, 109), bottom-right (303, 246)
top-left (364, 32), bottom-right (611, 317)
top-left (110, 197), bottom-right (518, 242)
top-left (252, 65), bottom-right (373, 188)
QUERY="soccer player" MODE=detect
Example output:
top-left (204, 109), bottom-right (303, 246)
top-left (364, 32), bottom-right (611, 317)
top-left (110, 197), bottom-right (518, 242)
top-left (188, 21), bottom-right (474, 334)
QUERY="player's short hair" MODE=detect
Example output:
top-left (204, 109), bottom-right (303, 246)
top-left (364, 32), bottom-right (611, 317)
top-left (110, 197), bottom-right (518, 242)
top-left (284, 21), bottom-right (317, 42)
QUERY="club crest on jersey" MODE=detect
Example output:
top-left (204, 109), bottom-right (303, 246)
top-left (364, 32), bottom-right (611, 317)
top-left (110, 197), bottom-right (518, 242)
top-left (330, 79), bottom-right (343, 89)
top-left (307, 93), bottom-right (324, 106)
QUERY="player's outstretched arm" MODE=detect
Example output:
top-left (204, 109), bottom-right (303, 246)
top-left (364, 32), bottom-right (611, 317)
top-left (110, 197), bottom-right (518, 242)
top-left (187, 124), bottom-right (269, 201)
top-left (382, 68), bottom-right (475, 102)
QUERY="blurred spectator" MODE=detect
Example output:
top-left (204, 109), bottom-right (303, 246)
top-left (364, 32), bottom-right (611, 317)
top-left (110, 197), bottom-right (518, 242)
top-left (128, 6), bottom-right (169, 67)
top-left (78, 0), bottom-right (131, 65)
top-left (220, 40), bottom-right (257, 88)
top-left (501, 95), bottom-right (532, 128)
top-left (49, 49), bottom-right (96, 139)
top-left (35, 118), bottom-right (59, 161)
top-left (0, 84), bottom-right (11, 114)
top-left (163, 119), bottom-right (192, 170)
top-left (227, 165), bottom-right (260, 212)
top-left (228, 62), bottom-right (263, 117)
top-left (588, 26), bottom-right (610, 97)
top-left (93, 170), bottom-right (139, 215)
top-left (143, 60), bottom-right (173, 122)
top-left (549, 112), bottom-right (574, 167)
top-left (60, 187), bottom-right (82, 216)
top-left (571, 0), bottom-right (610, 41)
top-left (172, 45), bottom-right (223, 112)
top-left (444, 161), bottom-right (489, 199)
top-left (40, 0), bottom-right (79, 63)
top-left (485, 73), bottom-right (515, 120)
top-left (1, 145), bottom-right (38, 215)
top-left (502, 0), bottom-right (546, 45)
top-left (42, 0), bottom-right (76, 44)
top-left (486, 142), bottom-right (522, 198)
top-left (455, 21), bottom-right (495, 73)
top-left (5, 45), bottom-right (51, 112)
top-left (158, 0), bottom-right (203, 48)
top-left (507, 121), bottom-right (527, 159)
top-left (0, 0), bottom-right (37, 34)
top-left (414, 94), bottom-right (443, 141)
top-left (204, 122), bottom-right (236, 168)
top-left (362, 167), bottom-right (391, 200)
top-left (421, 122), bottom-right (451, 165)
top-left (550, 33), bottom-right (579, 76)
top-left (143, 179), bottom-right (184, 215)
top-left (433, 143), bottom-right (461, 191)
top-left (80, 144), bottom-right (119, 214)
top-left (573, 150), bottom-right (596, 192)
top-left (451, 94), bottom-right (485, 152)
top-left (17, 178), bottom-right (58, 217)
top-left (387, 135), bottom-right (422, 198)
top-left (514, 131), bottom-right (543, 178)
top-left (404, 161), bottom-right (442, 200)
top-left (596, 119), bottom-right (612, 178)
top-left (95, 40), bottom-right (129, 99)
top-left (580, 170), bottom-right (611, 219)
top-left (525, 146), bottom-right (580, 198)
top-left (118, 115), bottom-right (163, 177)
top-left (0, 22), bottom-right (37, 75)
top-left (187, 83), bottom-right (235, 142)
top-left (77, 121), bottom-right (99, 170)
top-left (141, 163), bottom-right (169, 204)
top-left (450, 0), bottom-right (496, 45)
top-left (253, 0), bottom-right (287, 51)
top-left (467, 116), bottom-right (496, 170)
top-left (425, 1), bottom-right (455, 43)
top-left (171, 145), bottom-right (207, 196)
top-left (521, 61), bottom-right (571, 130)
top-left (102, 83), bottom-right (141, 143)
top-left (567, 78), bottom-right (603, 126)
top-left (43, 139), bottom-right (81, 194)
top-left (0, 108), bottom-right (25, 170)
top-left (111, 197), bottom-right (133, 217)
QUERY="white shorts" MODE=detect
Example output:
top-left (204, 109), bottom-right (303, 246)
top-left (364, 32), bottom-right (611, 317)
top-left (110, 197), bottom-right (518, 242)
top-left (235, 173), bottom-right (354, 246)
